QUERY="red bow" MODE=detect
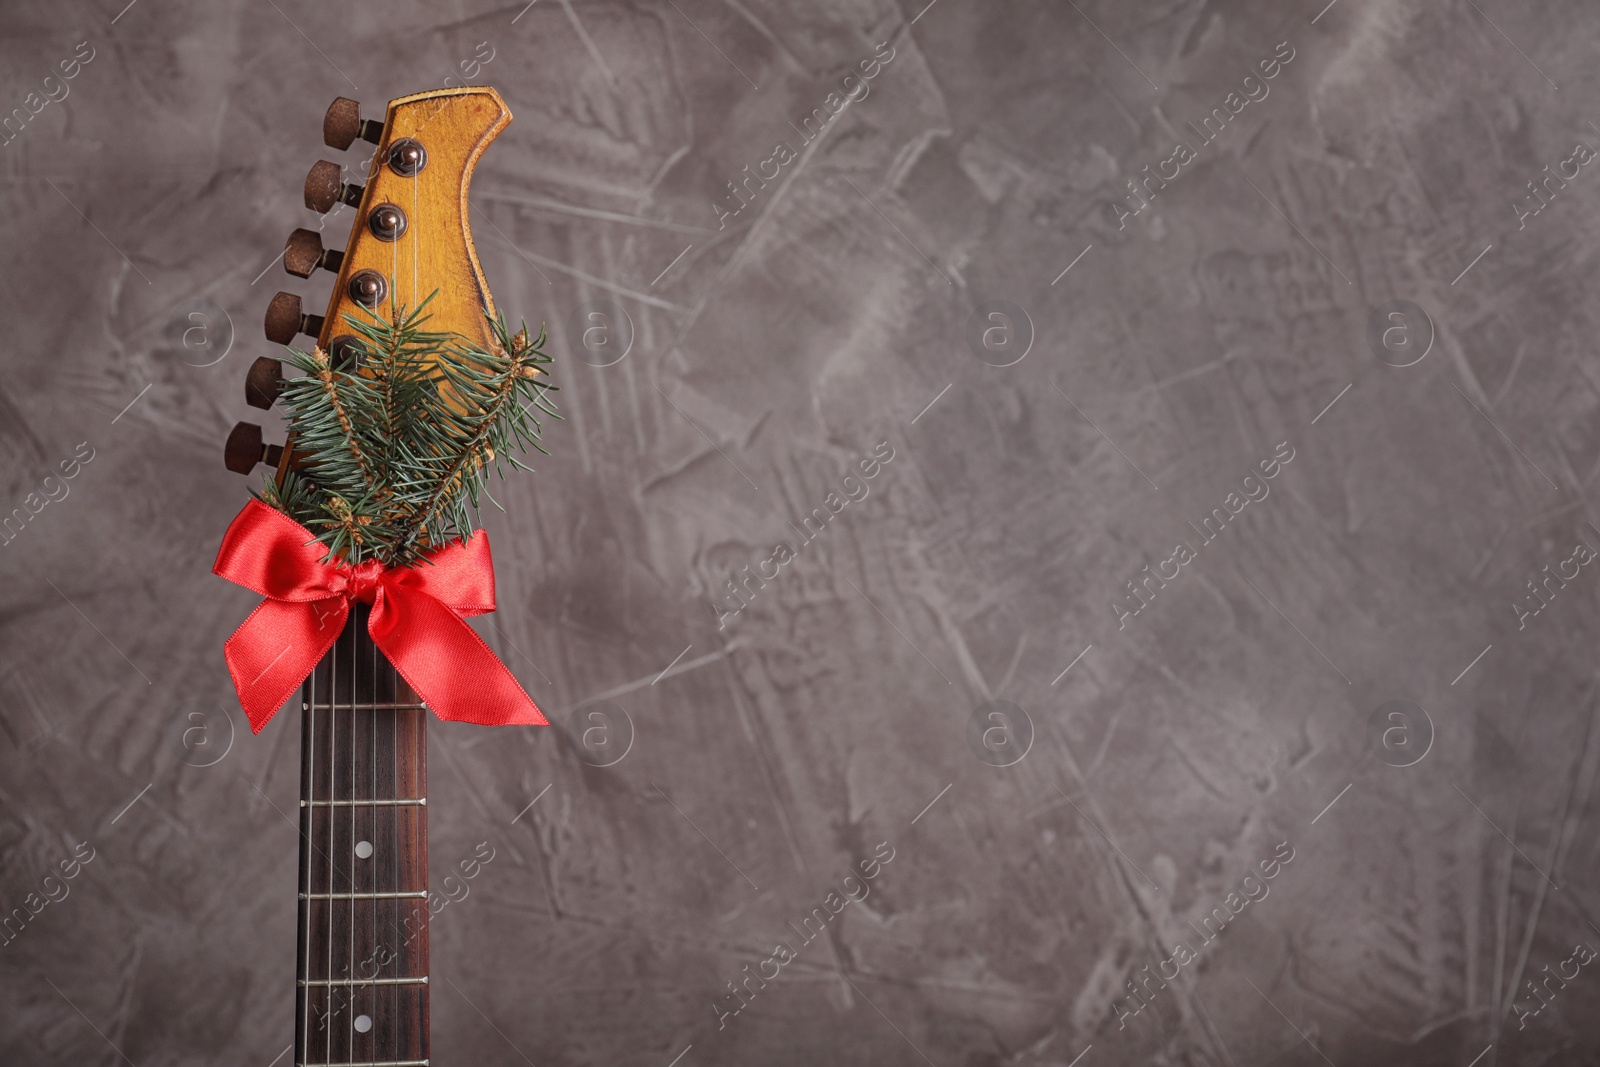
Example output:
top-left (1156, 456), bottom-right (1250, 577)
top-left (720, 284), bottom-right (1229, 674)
top-left (213, 499), bottom-right (546, 734)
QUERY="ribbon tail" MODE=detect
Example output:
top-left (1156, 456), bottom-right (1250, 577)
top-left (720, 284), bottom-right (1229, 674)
top-left (224, 597), bottom-right (349, 733)
top-left (369, 586), bottom-right (546, 727)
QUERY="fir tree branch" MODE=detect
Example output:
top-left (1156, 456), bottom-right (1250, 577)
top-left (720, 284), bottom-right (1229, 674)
top-left (408, 351), bottom-right (522, 540)
top-left (261, 293), bottom-right (558, 567)
top-left (309, 345), bottom-right (383, 505)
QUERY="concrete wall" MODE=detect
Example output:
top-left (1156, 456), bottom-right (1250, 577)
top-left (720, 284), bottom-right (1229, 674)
top-left (1, 1), bottom-right (1596, 1064)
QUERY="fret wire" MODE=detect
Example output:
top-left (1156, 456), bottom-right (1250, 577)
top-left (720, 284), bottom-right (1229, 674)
top-left (297, 1060), bottom-right (428, 1066)
top-left (302, 702), bottom-right (428, 710)
top-left (300, 798), bottom-right (426, 807)
top-left (300, 976), bottom-right (428, 986)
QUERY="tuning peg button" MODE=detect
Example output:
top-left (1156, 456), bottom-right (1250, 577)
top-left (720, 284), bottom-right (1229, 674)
top-left (224, 421), bottom-right (284, 475)
top-left (265, 292), bottom-right (324, 345)
top-left (283, 228), bottom-right (344, 278)
top-left (245, 356), bottom-right (286, 409)
top-left (305, 160), bottom-right (364, 214)
top-left (324, 97), bottom-right (385, 151)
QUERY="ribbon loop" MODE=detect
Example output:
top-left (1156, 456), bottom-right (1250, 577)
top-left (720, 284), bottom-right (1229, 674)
top-left (213, 499), bottom-right (546, 734)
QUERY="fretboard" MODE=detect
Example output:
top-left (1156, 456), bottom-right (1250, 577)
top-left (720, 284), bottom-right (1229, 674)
top-left (296, 603), bottom-right (430, 1067)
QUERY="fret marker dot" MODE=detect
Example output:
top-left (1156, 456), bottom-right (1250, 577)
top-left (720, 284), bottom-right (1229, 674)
top-left (355, 840), bottom-right (374, 859)
top-left (354, 1014), bottom-right (372, 1033)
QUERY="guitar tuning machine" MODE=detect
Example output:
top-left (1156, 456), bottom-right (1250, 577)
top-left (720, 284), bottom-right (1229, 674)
top-left (304, 160), bottom-right (364, 215)
top-left (283, 228), bottom-right (344, 278)
top-left (386, 139), bottom-right (427, 177)
top-left (323, 97), bottom-right (384, 151)
top-left (224, 421), bottom-right (283, 475)
top-left (264, 292), bottom-right (323, 345)
top-left (245, 356), bottom-right (285, 410)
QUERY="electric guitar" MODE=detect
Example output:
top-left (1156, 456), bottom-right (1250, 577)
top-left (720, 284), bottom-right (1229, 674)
top-left (223, 87), bottom-right (514, 1067)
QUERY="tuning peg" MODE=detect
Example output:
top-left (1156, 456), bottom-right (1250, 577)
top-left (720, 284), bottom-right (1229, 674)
top-left (265, 292), bottom-right (324, 345)
top-left (283, 228), bottom-right (344, 278)
top-left (224, 421), bottom-right (284, 475)
top-left (324, 97), bottom-right (384, 151)
top-left (304, 160), bottom-right (364, 214)
top-left (245, 356), bottom-right (286, 409)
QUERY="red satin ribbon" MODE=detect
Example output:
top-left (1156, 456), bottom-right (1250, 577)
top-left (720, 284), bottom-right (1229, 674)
top-left (213, 499), bottom-right (546, 734)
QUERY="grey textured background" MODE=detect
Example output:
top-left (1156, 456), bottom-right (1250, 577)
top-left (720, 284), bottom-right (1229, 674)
top-left (3, 0), bottom-right (1600, 1064)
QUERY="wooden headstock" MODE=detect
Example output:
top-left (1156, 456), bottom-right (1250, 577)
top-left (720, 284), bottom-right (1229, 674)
top-left (225, 88), bottom-right (512, 477)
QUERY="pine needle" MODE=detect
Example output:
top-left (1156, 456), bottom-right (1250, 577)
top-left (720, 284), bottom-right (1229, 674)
top-left (261, 293), bottom-right (560, 566)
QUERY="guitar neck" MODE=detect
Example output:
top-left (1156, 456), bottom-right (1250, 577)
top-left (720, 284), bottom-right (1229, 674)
top-left (296, 603), bottom-right (430, 1067)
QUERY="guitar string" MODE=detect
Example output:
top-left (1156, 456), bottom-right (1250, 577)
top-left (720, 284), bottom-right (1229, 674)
top-left (411, 142), bottom-right (419, 339)
top-left (367, 605), bottom-right (378, 1065)
top-left (360, 613), bottom-right (369, 1062)
top-left (392, 681), bottom-right (403, 1062)
top-left (364, 608), bottom-right (375, 1064)
top-left (346, 613), bottom-right (357, 1064)
top-left (301, 629), bottom-right (316, 1065)
top-left (406, 697), bottom-right (415, 1061)
top-left (320, 119), bottom-right (433, 1065)
top-left (336, 614), bottom-right (345, 1062)
top-left (409, 154), bottom-right (420, 1058)
top-left (324, 615), bottom-right (337, 1065)
top-left (362, 606), bottom-right (370, 1065)
top-left (336, 135), bottom-right (376, 1067)
top-left (393, 140), bottom-right (405, 1067)
top-left (347, 620), bottom-right (359, 1065)
top-left (382, 646), bottom-right (392, 1062)
top-left (343, 619), bottom-right (352, 1065)
top-left (356, 126), bottom-right (394, 1066)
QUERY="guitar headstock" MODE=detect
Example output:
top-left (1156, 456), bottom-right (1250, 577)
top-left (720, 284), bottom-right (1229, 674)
top-left (225, 88), bottom-right (513, 477)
